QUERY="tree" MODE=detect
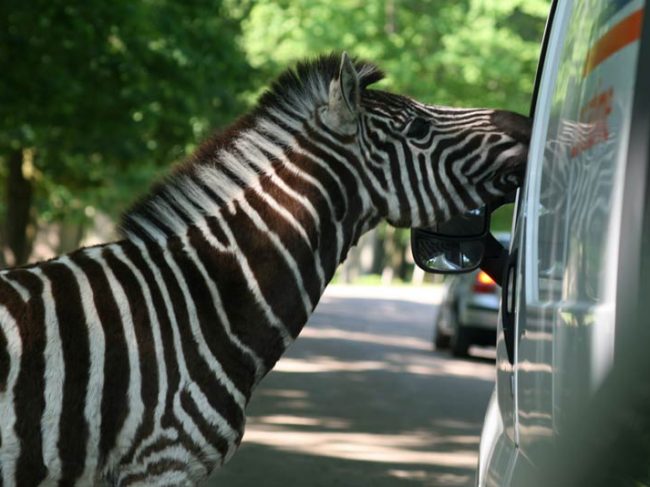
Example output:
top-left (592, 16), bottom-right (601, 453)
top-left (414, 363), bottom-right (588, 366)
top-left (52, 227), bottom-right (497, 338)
top-left (0, 0), bottom-right (255, 265)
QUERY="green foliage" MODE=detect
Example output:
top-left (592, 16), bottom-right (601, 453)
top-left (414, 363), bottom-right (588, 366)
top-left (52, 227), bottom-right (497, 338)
top-left (1, 0), bottom-right (255, 224)
top-left (490, 203), bottom-right (515, 233)
top-left (242, 0), bottom-right (550, 113)
top-left (1, 0), bottom-right (549, 262)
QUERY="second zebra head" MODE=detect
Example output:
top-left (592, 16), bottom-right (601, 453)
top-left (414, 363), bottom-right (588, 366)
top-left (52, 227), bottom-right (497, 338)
top-left (317, 52), bottom-right (531, 229)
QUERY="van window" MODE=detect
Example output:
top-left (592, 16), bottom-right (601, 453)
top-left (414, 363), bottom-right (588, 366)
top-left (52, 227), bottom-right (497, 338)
top-left (525, 0), bottom-right (644, 314)
top-left (516, 0), bottom-right (646, 448)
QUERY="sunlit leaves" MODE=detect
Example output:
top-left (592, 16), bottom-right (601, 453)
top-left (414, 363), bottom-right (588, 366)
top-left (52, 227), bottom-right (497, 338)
top-left (241, 0), bottom-right (550, 113)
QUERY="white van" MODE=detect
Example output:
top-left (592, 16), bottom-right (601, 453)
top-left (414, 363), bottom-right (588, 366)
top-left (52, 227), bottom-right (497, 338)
top-left (412, 0), bottom-right (650, 484)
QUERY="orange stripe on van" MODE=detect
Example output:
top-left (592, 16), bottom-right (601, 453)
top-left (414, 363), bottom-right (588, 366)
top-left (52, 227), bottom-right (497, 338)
top-left (583, 9), bottom-right (644, 76)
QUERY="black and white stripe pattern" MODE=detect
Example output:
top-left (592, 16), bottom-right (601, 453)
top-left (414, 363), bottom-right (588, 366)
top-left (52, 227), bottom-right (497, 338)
top-left (0, 53), bottom-right (530, 486)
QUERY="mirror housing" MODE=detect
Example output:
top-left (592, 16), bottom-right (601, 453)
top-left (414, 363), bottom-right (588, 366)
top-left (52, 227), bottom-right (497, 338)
top-left (427, 206), bottom-right (489, 238)
top-left (411, 190), bottom-right (517, 277)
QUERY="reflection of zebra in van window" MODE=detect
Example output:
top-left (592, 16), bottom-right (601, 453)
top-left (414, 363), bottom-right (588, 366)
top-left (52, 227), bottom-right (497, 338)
top-left (537, 116), bottom-right (617, 301)
top-left (0, 53), bottom-right (530, 486)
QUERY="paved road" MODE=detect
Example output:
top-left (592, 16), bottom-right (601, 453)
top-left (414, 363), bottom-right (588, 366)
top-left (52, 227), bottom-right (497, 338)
top-left (208, 285), bottom-right (495, 487)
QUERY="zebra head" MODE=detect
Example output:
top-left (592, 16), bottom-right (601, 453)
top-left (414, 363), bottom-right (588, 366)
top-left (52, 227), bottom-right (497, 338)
top-left (320, 52), bottom-right (531, 228)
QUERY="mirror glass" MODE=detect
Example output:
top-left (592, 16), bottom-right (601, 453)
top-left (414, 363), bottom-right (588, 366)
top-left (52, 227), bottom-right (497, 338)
top-left (425, 206), bottom-right (488, 238)
top-left (412, 229), bottom-right (485, 273)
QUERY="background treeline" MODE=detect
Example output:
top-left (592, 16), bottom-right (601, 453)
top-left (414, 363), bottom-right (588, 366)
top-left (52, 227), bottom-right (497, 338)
top-left (0, 0), bottom-right (549, 280)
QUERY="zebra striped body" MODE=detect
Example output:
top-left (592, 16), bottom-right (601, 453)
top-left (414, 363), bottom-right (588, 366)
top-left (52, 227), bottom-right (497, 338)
top-left (0, 53), bottom-right (530, 486)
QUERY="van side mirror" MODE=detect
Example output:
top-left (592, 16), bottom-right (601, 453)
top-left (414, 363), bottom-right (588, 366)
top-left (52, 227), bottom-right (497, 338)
top-left (411, 206), bottom-right (489, 274)
top-left (411, 191), bottom-right (517, 277)
top-left (411, 229), bottom-right (485, 273)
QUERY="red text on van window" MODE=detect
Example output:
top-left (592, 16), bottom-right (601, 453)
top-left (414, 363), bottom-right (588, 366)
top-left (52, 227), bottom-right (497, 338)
top-left (570, 87), bottom-right (613, 158)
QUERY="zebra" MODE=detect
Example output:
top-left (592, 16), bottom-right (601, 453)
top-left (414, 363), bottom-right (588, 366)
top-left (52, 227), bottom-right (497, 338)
top-left (0, 52), bottom-right (531, 486)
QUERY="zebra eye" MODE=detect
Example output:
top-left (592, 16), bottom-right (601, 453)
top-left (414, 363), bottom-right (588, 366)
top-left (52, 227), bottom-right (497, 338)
top-left (406, 117), bottom-right (430, 139)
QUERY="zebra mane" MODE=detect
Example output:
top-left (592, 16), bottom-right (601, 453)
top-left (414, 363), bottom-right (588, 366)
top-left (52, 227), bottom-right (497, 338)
top-left (120, 53), bottom-right (384, 243)
top-left (256, 53), bottom-right (385, 115)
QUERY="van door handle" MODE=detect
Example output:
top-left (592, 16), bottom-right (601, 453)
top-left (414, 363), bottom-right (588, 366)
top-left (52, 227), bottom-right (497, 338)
top-left (501, 249), bottom-right (517, 365)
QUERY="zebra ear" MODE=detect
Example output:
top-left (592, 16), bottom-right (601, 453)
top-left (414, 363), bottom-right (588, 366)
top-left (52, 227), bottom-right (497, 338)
top-left (327, 52), bottom-right (359, 128)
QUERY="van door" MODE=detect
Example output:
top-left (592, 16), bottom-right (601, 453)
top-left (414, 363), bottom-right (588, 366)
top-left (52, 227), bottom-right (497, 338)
top-left (513, 0), bottom-right (647, 473)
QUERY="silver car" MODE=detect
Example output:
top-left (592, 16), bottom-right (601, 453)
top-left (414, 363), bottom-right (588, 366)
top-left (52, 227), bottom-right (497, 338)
top-left (434, 234), bottom-right (509, 357)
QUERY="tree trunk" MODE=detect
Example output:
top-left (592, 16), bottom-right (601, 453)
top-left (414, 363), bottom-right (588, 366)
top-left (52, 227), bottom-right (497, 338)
top-left (384, 0), bottom-right (396, 35)
top-left (381, 226), bottom-right (398, 285)
top-left (4, 149), bottom-right (34, 266)
top-left (340, 245), bottom-right (361, 283)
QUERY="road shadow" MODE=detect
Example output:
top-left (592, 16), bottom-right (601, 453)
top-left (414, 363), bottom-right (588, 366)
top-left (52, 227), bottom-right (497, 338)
top-left (207, 294), bottom-right (495, 486)
top-left (210, 441), bottom-right (479, 487)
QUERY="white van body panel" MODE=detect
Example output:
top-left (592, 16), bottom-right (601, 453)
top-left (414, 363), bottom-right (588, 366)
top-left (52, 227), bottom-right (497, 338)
top-left (478, 0), bottom-right (647, 484)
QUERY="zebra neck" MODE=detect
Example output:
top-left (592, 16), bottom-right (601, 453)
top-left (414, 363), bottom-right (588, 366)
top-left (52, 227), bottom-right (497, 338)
top-left (122, 139), bottom-right (379, 377)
